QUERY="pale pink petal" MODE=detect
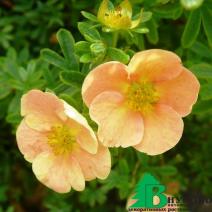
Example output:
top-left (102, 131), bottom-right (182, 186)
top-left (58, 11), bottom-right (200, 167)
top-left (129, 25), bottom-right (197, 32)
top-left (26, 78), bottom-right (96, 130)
top-left (89, 91), bottom-right (144, 148)
top-left (32, 152), bottom-right (85, 193)
top-left (32, 152), bottom-right (69, 193)
top-left (82, 62), bottom-right (129, 107)
top-left (134, 104), bottom-right (184, 155)
top-left (156, 68), bottom-right (200, 117)
top-left (89, 91), bottom-right (124, 125)
top-left (16, 120), bottom-right (49, 162)
top-left (21, 90), bottom-right (65, 131)
top-left (96, 105), bottom-right (144, 148)
top-left (24, 114), bottom-right (56, 132)
top-left (67, 156), bottom-right (86, 191)
top-left (128, 49), bottom-right (183, 82)
top-left (76, 129), bottom-right (98, 155)
top-left (73, 144), bottom-right (111, 181)
top-left (63, 101), bottom-right (98, 154)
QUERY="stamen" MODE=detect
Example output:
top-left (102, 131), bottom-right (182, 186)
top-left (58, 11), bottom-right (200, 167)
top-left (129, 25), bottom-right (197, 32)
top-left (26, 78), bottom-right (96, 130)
top-left (126, 82), bottom-right (160, 114)
top-left (47, 125), bottom-right (76, 155)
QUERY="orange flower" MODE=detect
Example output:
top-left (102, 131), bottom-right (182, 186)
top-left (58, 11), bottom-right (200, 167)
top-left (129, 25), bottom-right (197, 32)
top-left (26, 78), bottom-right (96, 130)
top-left (16, 90), bottom-right (111, 193)
top-left (82, 49), bottom-right (200, 155)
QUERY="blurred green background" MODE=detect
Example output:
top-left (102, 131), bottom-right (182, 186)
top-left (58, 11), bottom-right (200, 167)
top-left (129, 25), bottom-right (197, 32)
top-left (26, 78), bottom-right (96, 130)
top-left (0, 0), bottom-right (212, 211)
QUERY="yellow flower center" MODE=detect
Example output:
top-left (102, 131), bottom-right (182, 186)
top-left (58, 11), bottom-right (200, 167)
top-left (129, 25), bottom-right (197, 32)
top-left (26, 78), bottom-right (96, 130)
top-left (97, 0), bottom-right (132, 30)
top-left (47, 125), bottom-right (76, 155)
top-left (103, 9), bottom-right (131, 29)
top-left (126, 82), bottom-right (160, 114)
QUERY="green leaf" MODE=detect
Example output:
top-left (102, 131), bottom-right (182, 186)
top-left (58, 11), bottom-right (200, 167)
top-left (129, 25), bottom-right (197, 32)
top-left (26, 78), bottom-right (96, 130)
top-left (146, 18), bottom-right (159, 44)
top-left (103, 170), bottom-right (129, 194)
top-left (41, 49), bottom-right (68, 70)
top-left (200, 84), bottom-right (212, 100)
top-left (0, 86), bottom-right (11, 100)
top-left (90, 42), bottom-right (106, 55)
top-left (79, 184), bottom-right (107, 207)
top-left (27, 60), bottom-right (36, 75)
top-left (181, 0), bottom-right (204, 10)
top-left (141, 11), bottom-right (152, 23)
top-left (42, 68), bottom-right (57, 88)
top-left (191, 42), bottom-right (212, 59)
top-left (6, 113), bottom-right (21, 124)
top-left (56, 29), bottom-right (79, 71)
top-left (60, 71), bottom-right (85, 87)
top-left (18, 47), bottom-right (29, 63)
top-left (75, 41), bottom-right (91, 54)
top-left (193, 99), bottom-right (212, 114)
top-left (181, 9), bottom-right (201, 48)
top-left (134, 34), bottom-right (145, 50)
top-left (153, 2), bottom-right (182, 19)
top-left (201, 7), bottom-right (212, 46)
top-left (81, 11), bottom-right (98, 22)
top-left (107, 47), bottom-right (130, 64)
top-left (6, 47), bottom-right (16, 61)
top-left (80, 54), bottom-right (93, 63)
top-left (78, 22), bottom-right (101, 42)
top-left (8, 93), bottom-right (21, 114)
top-left (6, 206), bottom-right (14, 212)
top-left (154, 165), bottom-right (177, 176)
top-left (18, 67), bottom-right (28, 81)
top-left (190, 64), bottom-right (212, 79)
top-left (132, 28), bottom-right (149, 34)
top-left (0, 96), bottom-right (10, 119)
top-left (118, 160), bottom-right (129, 175)
top-left (0, 185), bottom-right (8, 202)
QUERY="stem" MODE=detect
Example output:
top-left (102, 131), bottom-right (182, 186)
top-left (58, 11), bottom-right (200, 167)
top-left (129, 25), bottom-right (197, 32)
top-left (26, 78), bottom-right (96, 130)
top-left (131, 161), bottom-right (141, 188)
top-left (112, 31), bottom-right (119, 47)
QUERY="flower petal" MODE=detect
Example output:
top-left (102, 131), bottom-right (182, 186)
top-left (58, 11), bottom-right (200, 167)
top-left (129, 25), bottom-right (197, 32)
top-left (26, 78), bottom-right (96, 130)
top-left (73, 144), bottom-right (111, 181)
top-left (130, 9), bottom-right (142, 29)
top-left (76, 128), bottom-right (98, 155)
top-left (67, 156), bottom-right (86, 191)
top-left (32, 152), bottom-right (69, 193)
top-left (89, 91), bottom-right (124, 125)
top-left (21, 90), bottom-right (65, 131)
top-left (156, 68), bottom-right (200, 117)
top-left (98, 109), bottom-right (143, 148)
top-left (93, 99), bottom-right (144, 147)
top-left (120, 0), bottom-right (132, 18)
top-left (16, 120), bottom-right (49, 162)
top-left (128, 49), bottom-right (183, 82)
top-left (97, 0), bottom-right (132, 29)
top-left (63, 101), bottom-right (98, 154)
top-left (82, 62), bottom-right (129, 107)
top-left (134, 104), bottom-right (184, 155)
top-left (97, 0), bottom-right (109, 23)
top-left (32, 152), bottom-right (85, 193)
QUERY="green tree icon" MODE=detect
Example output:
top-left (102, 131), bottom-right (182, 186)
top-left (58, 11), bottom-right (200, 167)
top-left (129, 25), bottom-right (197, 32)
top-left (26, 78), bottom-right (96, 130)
top-left (130, 173), bottom-right (167, 208)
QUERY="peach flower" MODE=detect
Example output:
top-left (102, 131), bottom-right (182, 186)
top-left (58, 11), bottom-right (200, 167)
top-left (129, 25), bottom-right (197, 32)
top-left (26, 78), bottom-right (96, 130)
top-left (82, 49), bottom-right (200, 155)
top-left (16, 90), bottom-right (111, 193)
